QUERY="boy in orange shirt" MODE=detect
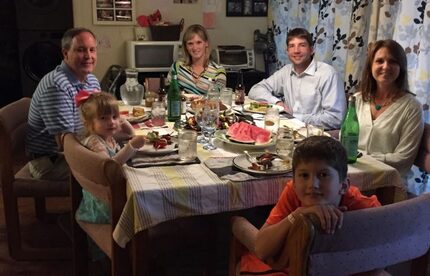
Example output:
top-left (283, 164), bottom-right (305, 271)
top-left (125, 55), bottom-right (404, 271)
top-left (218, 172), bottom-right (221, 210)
top-left (240, 136), bottom-right (383, 275)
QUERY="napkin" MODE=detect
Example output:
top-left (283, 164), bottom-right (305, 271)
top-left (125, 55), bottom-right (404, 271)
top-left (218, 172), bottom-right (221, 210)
top-left (130, 152), bottom-right (200, 168)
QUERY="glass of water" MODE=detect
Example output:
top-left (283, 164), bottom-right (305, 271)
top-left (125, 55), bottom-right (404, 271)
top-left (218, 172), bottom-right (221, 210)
top-left (178, 129), bottom-right (198, 161)
top-left (264, 107), bottom-right (280, 134)
top-left (276, 127), bottom-right (294, 160)
top-left (220, 87), bottom-right (233, 111)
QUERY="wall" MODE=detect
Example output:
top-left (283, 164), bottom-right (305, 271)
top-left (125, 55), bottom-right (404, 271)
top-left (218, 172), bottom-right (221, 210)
top-left (73, 0), bottom-right (268, 79)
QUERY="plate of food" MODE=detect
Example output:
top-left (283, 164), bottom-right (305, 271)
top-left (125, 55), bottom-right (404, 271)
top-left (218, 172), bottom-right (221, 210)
top-left (233, 152), bottom-right (292, 175)
top-left (138, 131), bottom-right (178, 155)
top-left (243, 102), bottom-right (284, 114)
top-left (214, 121), bottom-right (275, 148)
top-left (121, 106), bottom-right (150, 123)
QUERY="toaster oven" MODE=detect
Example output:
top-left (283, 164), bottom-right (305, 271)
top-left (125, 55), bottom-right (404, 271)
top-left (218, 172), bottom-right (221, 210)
top-left (212, 46), bottom-right (255, 71)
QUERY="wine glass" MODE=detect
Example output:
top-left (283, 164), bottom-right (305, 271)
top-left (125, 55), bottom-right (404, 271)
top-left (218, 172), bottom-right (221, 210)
top-left (194, 105), bottom-right (208, 144)
top-left (202, 100), bottom-right (219, 150)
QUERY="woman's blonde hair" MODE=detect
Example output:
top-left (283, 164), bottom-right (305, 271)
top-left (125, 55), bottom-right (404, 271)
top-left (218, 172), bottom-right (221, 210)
top-left (79, 92), bottom-right (119, 134)
top-left (182, 24), bottom-right (211, 67)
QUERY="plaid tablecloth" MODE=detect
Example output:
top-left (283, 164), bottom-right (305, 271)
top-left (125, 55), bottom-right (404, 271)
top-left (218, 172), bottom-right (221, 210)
top-left (113, 163), bottom-right (288, 248)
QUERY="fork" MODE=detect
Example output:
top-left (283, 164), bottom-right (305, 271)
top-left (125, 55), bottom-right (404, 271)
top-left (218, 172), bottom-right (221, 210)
top-left (244, 150), bottom-right (257, 163)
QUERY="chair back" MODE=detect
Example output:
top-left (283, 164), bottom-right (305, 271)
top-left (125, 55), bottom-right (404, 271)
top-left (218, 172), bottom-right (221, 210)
top-left (0, 97), bottom-right (31, 179)
top-left (305, 193), bottom-right (430, 276)
top-left (414, 123), bottom-right (430, 172)
top-left (63, 134), bottom-right (127, 224)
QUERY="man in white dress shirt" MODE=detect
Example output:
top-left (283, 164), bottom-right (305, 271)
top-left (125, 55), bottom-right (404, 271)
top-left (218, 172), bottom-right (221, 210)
top-left (248, 28), bottom-right (346, 130)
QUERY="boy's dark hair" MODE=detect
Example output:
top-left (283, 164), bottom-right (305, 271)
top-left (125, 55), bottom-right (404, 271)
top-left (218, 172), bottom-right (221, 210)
top-left (292, 136), bottom-right (347, 181)
top-left (286, 27), bottom-right (313, 47)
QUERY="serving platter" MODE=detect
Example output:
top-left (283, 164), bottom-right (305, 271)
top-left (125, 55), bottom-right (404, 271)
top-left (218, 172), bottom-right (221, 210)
top-left (233, 152), bottom-right (292, 175)
top-left (243, 103), bottom-right (284, 114)
top-left (214, 130), bottom-right (275, 148)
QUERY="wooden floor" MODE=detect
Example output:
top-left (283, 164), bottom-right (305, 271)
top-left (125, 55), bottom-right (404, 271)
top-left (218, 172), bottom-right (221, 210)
top-left (0, 192), bottom-right (232, 276)
top-left (0, 194), bottom-right (72, 276)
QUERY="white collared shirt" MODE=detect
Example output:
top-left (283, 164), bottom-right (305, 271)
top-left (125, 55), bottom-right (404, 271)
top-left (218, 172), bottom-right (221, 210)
top-left (248, 59), bottom-right (346, 129)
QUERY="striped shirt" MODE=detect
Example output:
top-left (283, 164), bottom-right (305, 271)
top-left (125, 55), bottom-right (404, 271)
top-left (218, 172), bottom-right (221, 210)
top-left (167, 60), bottom-right (226, 95)
top-left (26, 61), bottom-right (100, 155)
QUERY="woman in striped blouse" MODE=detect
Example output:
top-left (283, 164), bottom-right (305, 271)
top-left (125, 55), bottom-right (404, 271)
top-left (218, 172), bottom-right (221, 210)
top-left (168, 24), bottom-right (226, 95)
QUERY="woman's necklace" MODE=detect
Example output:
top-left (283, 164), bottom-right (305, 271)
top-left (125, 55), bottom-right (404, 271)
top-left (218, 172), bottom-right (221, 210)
top-left (373, 97), bottom-right (391, 111)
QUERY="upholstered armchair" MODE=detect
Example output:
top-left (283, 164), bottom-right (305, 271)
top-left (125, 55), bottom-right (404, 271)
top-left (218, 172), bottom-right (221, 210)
top-left (230, 193), bottom-right (430, 276)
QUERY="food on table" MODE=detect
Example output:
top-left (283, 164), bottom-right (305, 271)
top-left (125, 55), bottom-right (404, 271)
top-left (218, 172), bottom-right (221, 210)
top-left (190, 97), bottom-right (205, 110)
top-left (248, 152), bottom-right (291, 171)
top-left (226, 122), bottom-right (271, 144)
top-left (146, 131), bottom-right (173, 149)
top-left (132, 106), bottom-right (146, 117)
top-left (248, 102), bottom-right (273, 113)
top-left (184, 116), bottom-right (201, 131)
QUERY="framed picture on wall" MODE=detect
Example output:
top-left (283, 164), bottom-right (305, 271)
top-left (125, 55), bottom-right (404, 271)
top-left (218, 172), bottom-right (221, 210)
top-left (93, 0), bottom-right (136, 25)
top-left (226, 0), bottom-right (268, 17)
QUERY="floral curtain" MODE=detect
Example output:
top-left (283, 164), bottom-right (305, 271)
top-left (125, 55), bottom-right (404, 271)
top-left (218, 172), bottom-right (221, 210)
top-left (268, 0), bottom-right (430, 194)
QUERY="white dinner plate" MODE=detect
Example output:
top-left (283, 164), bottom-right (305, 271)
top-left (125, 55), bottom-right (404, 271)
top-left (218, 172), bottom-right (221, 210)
top-left (138, 142), bottom-right (178, 155)
top-left (243, 103), bottom-right (284, 114)
top-left (214, 130), bottom-right (275, 148)
top-left (233, 152), bottom-right (292, 175)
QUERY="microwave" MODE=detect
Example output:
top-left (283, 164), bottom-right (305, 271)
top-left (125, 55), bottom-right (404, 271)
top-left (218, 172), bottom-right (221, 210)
top-left (126, 41), bottom-right (182, 72)
top-left (212, 48), bottom-right (255, 71)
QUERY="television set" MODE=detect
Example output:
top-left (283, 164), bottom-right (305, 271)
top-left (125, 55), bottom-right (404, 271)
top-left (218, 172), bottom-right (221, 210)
top-left (126, 41), bottom-right (182, 72)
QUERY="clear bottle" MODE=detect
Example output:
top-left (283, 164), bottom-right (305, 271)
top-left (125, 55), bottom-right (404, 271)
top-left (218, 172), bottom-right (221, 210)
top-left (167, 72), bottom-right (181, 122)
top-left (234, 70), bottom-right (245, 105)
top-left (120, 68), bottom-right (145, 106)
top-left (340, 95), bottom-right (360, 163)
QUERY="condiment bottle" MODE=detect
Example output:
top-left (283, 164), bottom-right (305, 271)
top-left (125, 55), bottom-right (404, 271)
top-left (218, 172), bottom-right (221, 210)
top-left (158, 73), bottom-right (167, 104)
top-left (340, 95), bottom-right (360, 163)
top-left (234, 70), bottom-right (245, 105)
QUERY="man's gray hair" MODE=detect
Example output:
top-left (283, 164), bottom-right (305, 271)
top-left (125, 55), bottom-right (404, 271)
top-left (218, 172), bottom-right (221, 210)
top-left (61, 27), bottom-right (97, 50)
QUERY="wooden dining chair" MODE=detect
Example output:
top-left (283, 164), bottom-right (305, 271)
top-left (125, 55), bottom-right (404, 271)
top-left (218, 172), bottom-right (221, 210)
top-left (63, 133), bottom-right (131, 275)
top-left (229, 193), bottom-right (430, 276)
top-left (0, 97), bottom-right (70, 260)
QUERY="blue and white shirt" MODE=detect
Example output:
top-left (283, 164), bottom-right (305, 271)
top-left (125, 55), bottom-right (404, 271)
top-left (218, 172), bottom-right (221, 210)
top-left (248, 59), bottom-right (346, 130)
top-left (26, 61), bottom-right (100, 155)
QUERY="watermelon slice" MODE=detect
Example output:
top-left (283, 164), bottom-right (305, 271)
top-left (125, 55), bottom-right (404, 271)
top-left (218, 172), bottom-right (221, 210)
top-left (226, 122), bottom-right (271, 144)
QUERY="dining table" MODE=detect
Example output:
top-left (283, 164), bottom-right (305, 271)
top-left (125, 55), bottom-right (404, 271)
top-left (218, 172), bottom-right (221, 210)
top-left (113, 102), bottom-right (405, 250)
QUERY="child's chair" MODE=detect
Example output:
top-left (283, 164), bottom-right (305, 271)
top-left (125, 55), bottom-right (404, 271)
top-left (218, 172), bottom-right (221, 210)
top-left (230, 193), bottom-right (430, 276)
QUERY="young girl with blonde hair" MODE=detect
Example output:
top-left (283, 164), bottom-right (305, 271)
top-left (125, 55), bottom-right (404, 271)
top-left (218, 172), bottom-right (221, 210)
top-left (75, 91), bottom-right (145, 223)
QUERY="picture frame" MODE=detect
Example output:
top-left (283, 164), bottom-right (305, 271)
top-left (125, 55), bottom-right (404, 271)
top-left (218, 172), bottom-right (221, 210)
top-left (226, 0), bottom-right (268, 17)
top-left (93, 0), bottom-right (136, 25)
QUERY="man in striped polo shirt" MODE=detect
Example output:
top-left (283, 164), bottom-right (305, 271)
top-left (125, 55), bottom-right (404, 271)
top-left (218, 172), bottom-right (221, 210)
top-left (26, 27), bottom-right (100, 180)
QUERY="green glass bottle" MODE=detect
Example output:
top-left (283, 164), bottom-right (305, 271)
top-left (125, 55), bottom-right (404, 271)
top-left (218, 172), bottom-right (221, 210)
top-left (167, 72), bottom-right (181, 122)
top-left (340, 95), bottom-right (360, 163)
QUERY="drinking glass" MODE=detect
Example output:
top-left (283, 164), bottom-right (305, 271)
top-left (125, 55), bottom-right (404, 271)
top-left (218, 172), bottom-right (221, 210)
top-left (151, 101), bottom-right (166, 126)
top-left (220, 87), bottom-right (233, 111)
top-left (201, 101), bottom-right (219, 150)
top-left (264, 107), bottom-right (280, 134)
top-left (194, 105), bottom-right (208, 144)
top-left (276, 127), bottom-right (294, 160)
top-left (178, 129), bottom-right (198, 161)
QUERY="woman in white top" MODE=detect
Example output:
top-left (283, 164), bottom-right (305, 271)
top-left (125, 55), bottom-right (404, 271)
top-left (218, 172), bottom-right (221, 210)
top-left (355, 39), bottom-right (424, 181)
